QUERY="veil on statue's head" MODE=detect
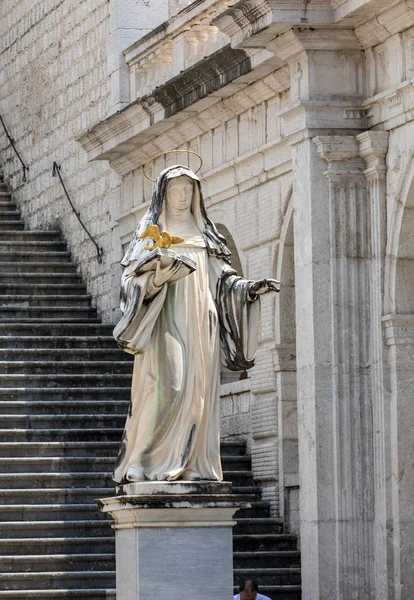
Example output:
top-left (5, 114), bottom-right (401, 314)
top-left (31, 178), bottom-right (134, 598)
top-left (121, 165), bottom-right (231, 268)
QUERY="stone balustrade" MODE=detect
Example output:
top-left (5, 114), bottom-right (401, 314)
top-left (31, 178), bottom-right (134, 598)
top-left (124, 0), bottom-right (230, 101)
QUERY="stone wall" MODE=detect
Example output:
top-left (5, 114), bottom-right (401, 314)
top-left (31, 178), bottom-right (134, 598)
top-left (0, 0), bottom-right (123, 321)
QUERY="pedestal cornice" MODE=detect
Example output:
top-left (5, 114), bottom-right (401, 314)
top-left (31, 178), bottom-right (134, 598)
top-left (99, 481), bottom-right (250, 529)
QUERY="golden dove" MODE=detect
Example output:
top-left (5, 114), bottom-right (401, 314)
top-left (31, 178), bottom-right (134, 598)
top-left (139, 224), bottom-right (184, 250)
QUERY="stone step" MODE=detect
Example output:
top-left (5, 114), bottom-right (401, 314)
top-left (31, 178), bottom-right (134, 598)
top-left (0, 589), bottom-right (115, 599)
top-left (0, 387), bottom-right (129, 402)
top-left (0, 251), bottom-right (72, 263)
top-left (0, 222), bottom-right (24, 230)
top-left (221, 455), bottom-right (251, 471)
top-left (218, 440), bottom-right (246, 456)
top-left (0, 295), bottom-right (92, 308)
top-left (0, 373), bottom-right (131, 388)
top-left (0, 335), bottom-right (117, 349)
top-left (0, 441), bottom-right (120, 458)
top-left (0, 230), bottom-right (62, 241)
top-left (0, 262), bottom-right (77, 273)
top-left (233, 568), bottom-right (302, 587)
top-left (0, 537), bottom-right (114, 556)
top-left (0, 413), bottom-right (125, 428)
top-left (0, 211), bottom-right (21, 219)
top-left (0, 272), bottom-right (82, 284)
top-left (218, 470), bottom-right (254, 487)
top-left (0, 428), bottom-right (123, 442)
top-left (0, 322), bottom-right (112, 336)
top-left (0, 488), bottom-right (115, 505)
top-left (234, 518), bottom-right (283, 535)
top-left (0, 202), bottom-right (16, 211)
top-left (0, 521), bottom-right (113, 539)
top-left (0, 307), bottom-right (97, 320)
top-left (0, 472), bottom-right (114, 490)
top-left (233, 534), bottom-right (298, 552)
top-left (0, 241), bottom-right (67, 253)
top-left (0, 504), bottom-right (112, 522)
top-left (0, 457), bottom-right (118, 473)
top-left (234, 501), bottom-right (271, 519)
top-left (0, 554), bottom-right (115, 574)
top-left (0, 570), bottom-right (115, 591)
top-left (232, 485), bottom-right (261, 497)
top-left (0, 191), bottom-right (12, 197)
top-left (0, 400), bottom-right (129, 416)
top-left (0, 347), bottom-right (131, 361)
top-left (233, 551), bottom-right (301, 569)
top-left (0, 470), bottom-right (254, 489)
top-left (0, 317), bottom-right (101, 323)
top-left (0, 361), bottom-right (131, 375)
top-left (0, 441), bottom-right (242, 458)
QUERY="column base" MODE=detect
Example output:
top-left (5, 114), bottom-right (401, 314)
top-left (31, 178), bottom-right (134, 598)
top-left (99, 481), bottom-right (249, 600)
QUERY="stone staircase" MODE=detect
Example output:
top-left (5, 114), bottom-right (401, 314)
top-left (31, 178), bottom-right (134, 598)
top-left (0, 181), bottom-right (301, 599)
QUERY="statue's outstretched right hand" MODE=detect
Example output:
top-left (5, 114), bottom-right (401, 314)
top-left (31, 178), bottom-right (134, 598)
top-left (248, 278), bottom-right (280, 300)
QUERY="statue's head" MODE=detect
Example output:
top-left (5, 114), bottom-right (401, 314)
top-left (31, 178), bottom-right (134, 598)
top-left (121, 164), bottom-right (231, 267)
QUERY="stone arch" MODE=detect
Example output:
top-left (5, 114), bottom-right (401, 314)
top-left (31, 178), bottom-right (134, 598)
top-left (383, 151), bottom-right (414, 598)
top-left (273, 193), bottom-right (299, 533)
top-left (385, 148), bottom-right (414, 314)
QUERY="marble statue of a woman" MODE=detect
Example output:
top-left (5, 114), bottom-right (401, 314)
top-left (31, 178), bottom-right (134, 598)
top-left (113, 164), bottom-right (279, 484)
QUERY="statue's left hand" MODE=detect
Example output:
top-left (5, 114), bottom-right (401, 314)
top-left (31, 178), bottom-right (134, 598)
top-left (248, 278), bottom-right (280, 301)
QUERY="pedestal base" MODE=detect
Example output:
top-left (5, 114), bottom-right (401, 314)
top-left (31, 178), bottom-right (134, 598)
top-left (99, 482), bottom-right (248, 600)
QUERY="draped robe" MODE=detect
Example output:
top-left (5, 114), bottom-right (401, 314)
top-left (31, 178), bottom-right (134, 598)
top-left (113, 165), bottom-right (260, 484)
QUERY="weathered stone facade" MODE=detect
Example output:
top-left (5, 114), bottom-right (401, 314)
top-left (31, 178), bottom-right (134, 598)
top-left (1, 0), bottom-right (414, 597)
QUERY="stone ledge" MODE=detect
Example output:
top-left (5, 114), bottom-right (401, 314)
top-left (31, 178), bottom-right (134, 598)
top-left (117, 480), bottom-right (232, 496)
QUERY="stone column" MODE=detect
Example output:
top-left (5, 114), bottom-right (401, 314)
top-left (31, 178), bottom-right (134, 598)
top-left (358, 132), bottom-right (390, 599)
top-left (266, 27), bottom-right (388, 599)
top-left (383, 315), bottom-right (414, 600)
top-left (313, 135), bottom-right (375, 598)
top-left (99, 481), bottom-right (247, 600)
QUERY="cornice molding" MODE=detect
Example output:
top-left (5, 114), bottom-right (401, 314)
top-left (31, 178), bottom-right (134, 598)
top-left (267, 27), bottom-right (361, 61)
top-left (213, 0), bottom-right (334, 48)
top-left (77, 58), bottom-right (289, 170)
top-left (363, 80), bottom-right (414, 130)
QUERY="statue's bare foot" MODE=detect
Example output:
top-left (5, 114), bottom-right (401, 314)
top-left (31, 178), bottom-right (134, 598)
top-left (181, 469), bottom-right (201, 481)
top-left (126, 466), bottom-right (146, 482)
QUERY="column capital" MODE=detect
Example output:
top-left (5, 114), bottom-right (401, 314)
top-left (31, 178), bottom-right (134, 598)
top-left (357, 131), bottom-right (389, 177)
top-left (383, 314), bottom-right (414, 346)
top-left (314, 134), bottom-right (366, 175)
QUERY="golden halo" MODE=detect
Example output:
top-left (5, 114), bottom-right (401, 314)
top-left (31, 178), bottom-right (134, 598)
top-left (143, 150), bottom-right (203, 182)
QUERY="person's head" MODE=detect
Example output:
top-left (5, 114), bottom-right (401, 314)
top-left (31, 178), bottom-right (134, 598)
top-left (166, 175), bottom-right (194, 213)
top-left (239, 580), bottom-right (259, 600)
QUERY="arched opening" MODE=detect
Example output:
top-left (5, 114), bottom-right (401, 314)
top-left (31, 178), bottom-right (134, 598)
top-left (395, 179), bottom-right (414, 313)
top-left (274, 204), bottom-right (299, 533)
top-left (384, 164), bottom-right (414, 597)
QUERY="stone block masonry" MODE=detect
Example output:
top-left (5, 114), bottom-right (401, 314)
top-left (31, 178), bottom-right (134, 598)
top-left (0, 0), bottom-right (122, 323)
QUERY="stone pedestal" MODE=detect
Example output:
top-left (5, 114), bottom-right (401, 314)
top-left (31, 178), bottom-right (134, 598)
top-left (99, 481), bottom-right (248, 600)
